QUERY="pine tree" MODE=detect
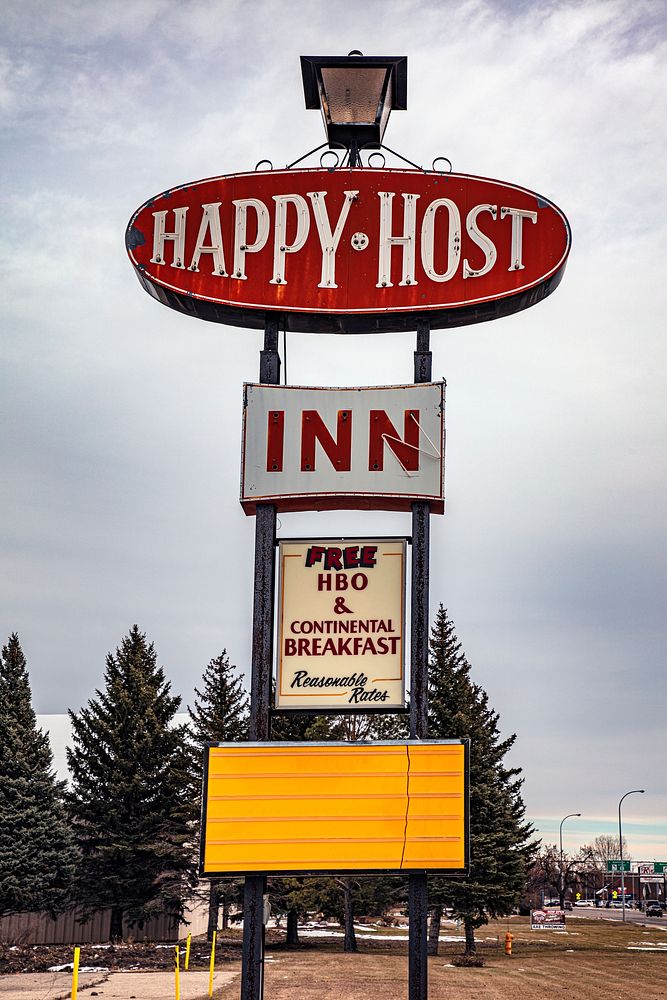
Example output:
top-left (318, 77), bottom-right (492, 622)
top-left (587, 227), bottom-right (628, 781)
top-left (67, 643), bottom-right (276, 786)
top-left (0, 633), bottom-right (78, 916)
top-left (427, 607), bottom-right (536, 954)
top-left (187, 651), bottom-right (249, 939)
top-left (67, 626), bottom-right (194, 940)
top-left (188, 651), bottom-right (248, 776)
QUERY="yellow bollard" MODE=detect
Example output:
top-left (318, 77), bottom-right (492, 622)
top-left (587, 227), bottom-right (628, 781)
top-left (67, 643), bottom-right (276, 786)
top-left (185, 932), bottom-right (191, 971)
top-left (174, 945), bottom-right (180, 1000)
top-left (504, 930), bottom-right (513, 956)
top-left (208, 929), bottom-right (217, 997)
top-left (71, 946), bottom-right (80, 1000)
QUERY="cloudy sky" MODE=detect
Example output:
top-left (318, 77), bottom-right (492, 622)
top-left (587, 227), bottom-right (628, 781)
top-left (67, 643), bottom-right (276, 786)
top-left (2, 0), bottom-right (666, 860)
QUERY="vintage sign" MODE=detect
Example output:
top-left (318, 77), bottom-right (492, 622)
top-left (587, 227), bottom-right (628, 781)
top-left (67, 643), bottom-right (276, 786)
top-left (241, 382), bottom-right (445, 514)
top-left (276, 537), bottom-right (406, 710)
top-left (531, 909), bottom-right (566, 930)
top-left (126, 168), bottom-right (571, 333)
top-left (637, 862), bottom-right (667, 876)
top-left (200, 740), bottom-right (469, 876)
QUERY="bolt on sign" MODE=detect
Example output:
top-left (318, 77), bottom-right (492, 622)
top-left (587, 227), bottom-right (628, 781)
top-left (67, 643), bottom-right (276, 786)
top-left (241, 382), bottom-right (445, 514)
top-left (276, 537), bottom-right (406, 710)
top-left (200, 741), bottom-right (469, 876)
top-left (125, 169), bottom-right (571, 334)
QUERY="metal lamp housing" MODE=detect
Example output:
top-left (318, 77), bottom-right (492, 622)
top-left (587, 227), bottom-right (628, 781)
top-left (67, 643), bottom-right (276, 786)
top-left (300, 54), bottom-right (407, 149)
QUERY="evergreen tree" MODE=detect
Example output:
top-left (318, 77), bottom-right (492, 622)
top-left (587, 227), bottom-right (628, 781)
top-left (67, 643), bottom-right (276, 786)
top-left (188, 650), bottom-right (248, 782)
top-left (187, 651), bottom-right (249, 940)
top-left (270, 704), bottom-right (334, 742)
top-left (0, 633), bottom-right (78, 916)
top-left (67, 626), bottom-right (194, 941)
top-left (427, 607), bottom-right (536, 954)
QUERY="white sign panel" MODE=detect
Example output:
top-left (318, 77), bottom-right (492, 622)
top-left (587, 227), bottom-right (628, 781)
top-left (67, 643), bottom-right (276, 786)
top-left (531, 909), bottom-right (566, 930)
top-left (240, 382), bottom-right (445, 514)
top-left (276, 537), bottom-right (406, 710)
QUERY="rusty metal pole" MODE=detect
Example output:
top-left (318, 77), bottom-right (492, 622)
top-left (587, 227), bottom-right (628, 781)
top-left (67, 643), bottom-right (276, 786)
top-left (409, 318), bottom-right (431, 1000)
top-left (241, 315), bottom-right (281, 1000)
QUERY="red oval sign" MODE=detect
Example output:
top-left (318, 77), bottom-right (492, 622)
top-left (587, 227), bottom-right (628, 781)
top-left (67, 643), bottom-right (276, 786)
top-left (126, 168), bottom-right (570, 334)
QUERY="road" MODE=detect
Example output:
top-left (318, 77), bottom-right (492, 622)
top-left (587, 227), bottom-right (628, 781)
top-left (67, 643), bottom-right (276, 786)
top-left (569, 905), bottom-right (665, 929)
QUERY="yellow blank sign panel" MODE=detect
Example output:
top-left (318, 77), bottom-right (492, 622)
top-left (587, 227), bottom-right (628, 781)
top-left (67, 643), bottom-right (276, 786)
top-left (201, 741), bottom-right (468, 875)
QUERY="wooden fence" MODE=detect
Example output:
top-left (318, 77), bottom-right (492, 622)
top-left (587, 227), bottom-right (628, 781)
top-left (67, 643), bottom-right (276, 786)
top-left (0, 898), bottom-right (209, 945)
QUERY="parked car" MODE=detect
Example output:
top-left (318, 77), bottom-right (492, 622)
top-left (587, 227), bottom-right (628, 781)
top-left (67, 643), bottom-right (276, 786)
top-left (645, 901), bottom-right (663, 917)
top-left (563, 900), bottom-right (573, 911)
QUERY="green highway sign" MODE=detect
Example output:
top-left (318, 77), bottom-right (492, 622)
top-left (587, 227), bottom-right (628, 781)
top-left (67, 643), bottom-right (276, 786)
top-left (607, 860), bottom-right (667, 875)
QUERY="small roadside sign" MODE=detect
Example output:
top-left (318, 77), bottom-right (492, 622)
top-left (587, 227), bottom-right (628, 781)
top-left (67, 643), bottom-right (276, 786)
top-left (531, 909), bottom-right (566, 930)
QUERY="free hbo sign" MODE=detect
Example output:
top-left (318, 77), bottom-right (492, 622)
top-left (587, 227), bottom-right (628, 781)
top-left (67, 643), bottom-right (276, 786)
top-left (126, 168), bottom-right (571, 333)
top-left (275, 538), bottom-right (406, 710)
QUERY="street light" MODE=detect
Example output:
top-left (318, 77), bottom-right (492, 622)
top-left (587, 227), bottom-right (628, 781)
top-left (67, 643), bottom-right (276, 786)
top-left (559, 813), bottom-right (581, 908)
top-left (300, 51), bottom-right (407, 165)
top-left (619, 789), bottom-right (645, 922)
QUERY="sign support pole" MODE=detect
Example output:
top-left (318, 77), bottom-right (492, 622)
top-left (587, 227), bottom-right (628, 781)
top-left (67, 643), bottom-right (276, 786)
top-left (241, 315), bottom-right (281, 1000)
top-left (409, 318), bottom-right (431, 1000)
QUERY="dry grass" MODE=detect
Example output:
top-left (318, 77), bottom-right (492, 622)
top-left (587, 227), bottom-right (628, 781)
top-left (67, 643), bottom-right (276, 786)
top-left (208, 916), bottom-right (667, 1000)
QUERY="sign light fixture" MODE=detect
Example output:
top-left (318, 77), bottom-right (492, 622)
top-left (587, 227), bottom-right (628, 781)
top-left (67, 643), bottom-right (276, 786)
top-left (300, 51), bottom-right (407, 161)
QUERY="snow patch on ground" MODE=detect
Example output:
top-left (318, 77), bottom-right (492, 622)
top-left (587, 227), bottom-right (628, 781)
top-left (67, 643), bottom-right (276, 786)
top-left (298, 928), bottom-right (465, 942)
top-left (47, 963), bottom-right (108, 972)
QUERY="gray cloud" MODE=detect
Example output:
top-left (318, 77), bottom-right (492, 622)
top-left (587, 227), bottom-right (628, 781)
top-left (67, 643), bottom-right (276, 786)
top-left (1, 0), bottom-right (665, 838)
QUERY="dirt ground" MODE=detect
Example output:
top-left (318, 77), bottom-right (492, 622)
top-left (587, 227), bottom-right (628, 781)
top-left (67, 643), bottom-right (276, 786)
top-left (1, 917), bottom-right (666, 1000)
top-left (0, 937), bottom-right (244, 975)
top-left (0, 968), bottom-right (240, 1000)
